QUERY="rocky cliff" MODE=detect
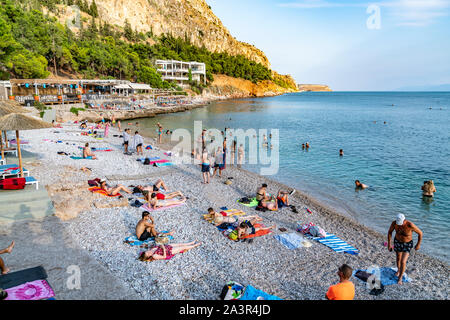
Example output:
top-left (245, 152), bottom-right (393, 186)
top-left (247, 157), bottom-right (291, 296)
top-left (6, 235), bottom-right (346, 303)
top-left (297, 84), bottom-right (332, 92)
top-left (84, 0), bottom-right (270, 68)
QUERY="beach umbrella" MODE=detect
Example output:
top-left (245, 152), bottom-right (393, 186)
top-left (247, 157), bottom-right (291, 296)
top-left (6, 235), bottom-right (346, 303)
top-left (0, 113), bottom-right (52, 177)
top-left (0, 103), bottom-right (29, 159)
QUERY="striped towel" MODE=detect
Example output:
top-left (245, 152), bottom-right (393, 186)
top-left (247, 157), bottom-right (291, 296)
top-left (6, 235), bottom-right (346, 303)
top-left (308, 233), bottom-right (359, 254)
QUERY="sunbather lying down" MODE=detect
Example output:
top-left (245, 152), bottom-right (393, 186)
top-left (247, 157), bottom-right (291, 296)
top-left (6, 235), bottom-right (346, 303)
top-left (100, 179), bottom-right (132, 196)
top-left (139, 241), bottom-right (202, 261)
top-left (229, 221), bottom-right (276, 241)
top-left (136, 211), bottom-right (175, 241)
top-left (207, 208), bottom-right (262, 226)
top-left (133, 179), bottom-right (169, 194)
top-left (143, 190), bottom-right (186, 210)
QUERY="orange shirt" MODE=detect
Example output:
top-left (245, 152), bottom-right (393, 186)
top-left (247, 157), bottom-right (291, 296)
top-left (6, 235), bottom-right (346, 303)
top-left (326, 281), bottom-right (355, 300)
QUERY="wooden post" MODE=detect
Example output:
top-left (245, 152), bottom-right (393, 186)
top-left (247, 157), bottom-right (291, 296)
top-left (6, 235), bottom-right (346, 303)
top-left (0, 130), bottom-right (4, 162)
top-left (15, 131), bottom-right (23, 177)
top-left (3, 131), bottom-right (8, 148)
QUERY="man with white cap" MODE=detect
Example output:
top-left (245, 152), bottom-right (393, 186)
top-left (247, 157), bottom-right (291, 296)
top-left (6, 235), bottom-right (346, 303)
top-left (387, 213), bottom-right (423, 284)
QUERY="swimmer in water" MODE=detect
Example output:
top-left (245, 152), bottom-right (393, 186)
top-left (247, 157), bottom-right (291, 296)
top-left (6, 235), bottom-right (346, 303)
top-left (355, 180), bottom-right (368, 190)
top-left (339, 149), bottom-right (344, 156)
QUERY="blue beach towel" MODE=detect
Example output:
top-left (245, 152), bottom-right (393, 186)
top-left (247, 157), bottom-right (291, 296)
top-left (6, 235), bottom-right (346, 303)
top-left (308, 233), bottom-right (359, 255)
top-left (124, 232), bottom-right (174, 246)
top-left (155, 162), bottom-right (174, 167)
top-left (240, 285), bottom-right (282, 300)
top-left (353, 267), bottom-right (412, 286)
top-left (273, 233), bottom-right (305, 250)
top-left (137, 157), bottom-right (160, 162)
top-left (70, 156), bottom-right (94, 160)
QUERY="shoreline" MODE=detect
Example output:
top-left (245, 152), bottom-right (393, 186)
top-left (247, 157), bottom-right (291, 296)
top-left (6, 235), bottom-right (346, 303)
top-left (0, 120), bottom-right (448, 299)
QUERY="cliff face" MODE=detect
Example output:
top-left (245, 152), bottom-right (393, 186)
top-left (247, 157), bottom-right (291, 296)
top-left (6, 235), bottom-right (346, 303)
top-left (297, 84), bottom-right (332, 92)
top-left (87, 0), bottom-right (270, 68)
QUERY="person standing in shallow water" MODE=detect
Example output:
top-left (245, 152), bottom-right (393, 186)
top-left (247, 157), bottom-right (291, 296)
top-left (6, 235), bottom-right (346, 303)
top-left (387, 214), bottom-right (423, 284)
top-left (421, 180), bottom-right (436, 198)
top-left (339, 149), bottom-right (344, 156)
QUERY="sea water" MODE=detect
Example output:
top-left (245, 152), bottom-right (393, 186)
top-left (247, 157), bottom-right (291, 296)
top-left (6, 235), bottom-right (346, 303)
top-left (133, 92), bottom-right (450, 263)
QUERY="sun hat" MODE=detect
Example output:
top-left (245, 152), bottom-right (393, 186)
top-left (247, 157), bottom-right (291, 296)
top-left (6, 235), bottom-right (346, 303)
top-left (396, 213), bottom-right (405, 225)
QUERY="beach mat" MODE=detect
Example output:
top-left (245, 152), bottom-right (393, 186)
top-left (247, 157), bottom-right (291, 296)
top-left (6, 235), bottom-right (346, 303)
top-left (154, 162), bottom-right (174, 167)
top-left (353, 267), bottom-right (412, 286)
top-left (0, 266), bottom-right (47, 290)
top-left (237, 197), bottom-right (258, 207)
top-left (88, 187), bottom-right (121, 197)
top-left (78, 147), bottom-right (113, 151)
top-left (137, 157), bottom-right (160, 162)
top-left (274, 233), bottom-right (311, 250)
top-left (5, 279), bottom-right (55, 300)
top-left (70, 156), bottom-right (95, 160)
top-left (240, 285), bottom-right (282, 300)
top-left (124, 232), bottom-right (174, 246)
top-left (140, 202), bottom-right (184, 211)
top-left (308, 233), bottom-right (359, 255)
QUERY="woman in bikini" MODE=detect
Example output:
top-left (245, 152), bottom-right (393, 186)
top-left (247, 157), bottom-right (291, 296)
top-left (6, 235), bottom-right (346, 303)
top-left (138, 241), bottom-right (202, 261)
top-left (100, 179), bottom-right (132, 196)
top-left (144, 191), bottom-right (186, 210)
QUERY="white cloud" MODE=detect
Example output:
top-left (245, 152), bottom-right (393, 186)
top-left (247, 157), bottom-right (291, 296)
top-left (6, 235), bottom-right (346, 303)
top-left (278, 0), bottom-right (450, 26)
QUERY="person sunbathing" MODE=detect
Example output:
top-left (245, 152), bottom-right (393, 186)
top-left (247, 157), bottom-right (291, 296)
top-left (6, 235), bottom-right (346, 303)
top-left (0, 241), bottom-right (15, 275)
top-left (136, 211), bottom-right (175, 241)
top-left (138, 241), bottom-right (202, 261)
top-left (83, 143), bottom-right (97, 160)
top-left (144, 191), bottom-right (186, 210)
top-left (206, 208), bottom-right (262, 226)
top-left (99, 179), bottom-right (132, 196)
top-left (276, 189), bottom-right (295, 208)
top-left (228, 222), bottom-right (275, 241)
top-left (134, 179), bottom-right (169, 193)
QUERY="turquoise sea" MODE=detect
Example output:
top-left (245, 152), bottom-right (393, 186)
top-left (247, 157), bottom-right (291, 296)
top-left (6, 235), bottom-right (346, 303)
top-left (133, 92), bottom-right (450, 263)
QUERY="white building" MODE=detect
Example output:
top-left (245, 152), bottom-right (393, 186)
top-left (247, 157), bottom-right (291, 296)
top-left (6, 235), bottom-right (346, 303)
top-left (155, 60), bottom-right (206, 86)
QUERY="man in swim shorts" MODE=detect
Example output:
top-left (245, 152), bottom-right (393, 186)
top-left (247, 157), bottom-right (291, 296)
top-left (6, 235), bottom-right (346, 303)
top-left (387, 213), bottom-right (423, 284)
top-left (136, 211), bottom-right (174, 241)
top-left (201, 148), bottom-right (211, 184)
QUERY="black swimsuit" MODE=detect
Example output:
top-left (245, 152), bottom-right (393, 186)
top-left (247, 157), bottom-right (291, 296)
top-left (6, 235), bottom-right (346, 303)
top-left (139, 229), bottom-right (152, 241)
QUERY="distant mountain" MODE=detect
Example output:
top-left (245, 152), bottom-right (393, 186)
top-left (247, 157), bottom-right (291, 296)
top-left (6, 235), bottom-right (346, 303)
top-left (396, 84), bottom-right (450, 91)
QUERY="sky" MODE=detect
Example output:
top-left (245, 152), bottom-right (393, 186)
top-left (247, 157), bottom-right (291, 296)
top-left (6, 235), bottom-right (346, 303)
top-left (206, 0), bottom-right (450, 90)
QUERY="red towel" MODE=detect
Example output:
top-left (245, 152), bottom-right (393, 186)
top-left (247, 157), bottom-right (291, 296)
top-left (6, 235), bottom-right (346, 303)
top-left (88, 187), bottom-right (121, 197)
top-left (0, 178), bottom-right (26, 190)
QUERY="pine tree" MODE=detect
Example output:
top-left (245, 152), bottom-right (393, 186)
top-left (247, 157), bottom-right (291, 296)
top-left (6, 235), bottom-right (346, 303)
top-left (90, 0), bottom-right (98, 18)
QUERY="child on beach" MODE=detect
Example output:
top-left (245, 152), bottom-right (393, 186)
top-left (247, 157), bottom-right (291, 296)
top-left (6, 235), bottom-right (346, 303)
top-left (228, 222), bottom-right (275, 241)
top-left (0, 241), bottom-right (14, 275)
top-left (138, 241), bottom-right (202, 261)
top-left (122, 128), bottom-right (130, 154)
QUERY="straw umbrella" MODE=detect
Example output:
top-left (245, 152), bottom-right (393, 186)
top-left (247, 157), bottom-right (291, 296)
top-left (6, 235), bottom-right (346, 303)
top-left (0, 113), bottom-right (52, 177)
top-left (0, 103), bottom-right (29, 160)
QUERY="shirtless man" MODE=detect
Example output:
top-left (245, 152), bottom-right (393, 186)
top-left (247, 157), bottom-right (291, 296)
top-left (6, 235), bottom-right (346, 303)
top-left (201, 148), bottom-right (211, 184)
top-left (136, 211), bottom-right (174, 241)
top-left (206, 208), bottom-right (262, 226)
top-left (388, 214), bottom-right (423, 284)
top-left (144, 191), bottom-right (186, 210)
top-left (83, 143), bottom-right (97, 160)
top-left (355, 180), bottom-right (368, 190)
top-left (134, 179), bottom-right (169, 193)
top-left (0, 241), bottom-right (14, 274)
top-left (99, 179), bottom-right (132, 196)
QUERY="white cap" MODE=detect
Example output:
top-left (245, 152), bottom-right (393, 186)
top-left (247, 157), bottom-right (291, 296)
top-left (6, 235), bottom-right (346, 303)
top-left (396, 214), bottom-right (405, 225)
top-left (100, 179), bottom-right (106, 183)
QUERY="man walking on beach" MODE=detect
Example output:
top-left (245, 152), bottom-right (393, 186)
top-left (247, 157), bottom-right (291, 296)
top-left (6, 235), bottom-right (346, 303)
top-left (326, 264), bottom-right (355, 300)
top-left (123, 128), bottom-right (130, 154)
top-left (388, 214), bottom-right (423, 284)
top-left (0, 241), bottom-right (15, 274)
top-left (201, 148), bottom-right (211, 184)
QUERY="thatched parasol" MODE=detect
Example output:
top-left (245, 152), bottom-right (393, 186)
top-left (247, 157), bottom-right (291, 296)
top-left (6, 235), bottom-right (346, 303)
top-left (0, 113), bottom-right (52, 177)
top-left (0, 103), bottom-right (29, 159)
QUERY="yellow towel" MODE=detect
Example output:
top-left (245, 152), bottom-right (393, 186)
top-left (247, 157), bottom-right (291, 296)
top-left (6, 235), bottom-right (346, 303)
top-left (203, 209), bottom-right (246, 224)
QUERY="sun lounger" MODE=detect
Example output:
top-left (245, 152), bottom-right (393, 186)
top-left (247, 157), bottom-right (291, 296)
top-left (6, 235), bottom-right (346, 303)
top-left (25, 176), bottom-right (39, 190)
top-left (0, 165), bottom-right (30, 178)
top-left (2, 148), bottom-right (18, 156)
top-left (0, 156), bottom-right (5, 165)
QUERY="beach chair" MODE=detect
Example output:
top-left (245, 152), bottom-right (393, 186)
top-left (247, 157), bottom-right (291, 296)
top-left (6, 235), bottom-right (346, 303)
top-left (25, 176), bottom-right (39, 190)
top-left (3, 148), bottom-right (18, 157)
top-left (0, 165), bottom-right (30, 179)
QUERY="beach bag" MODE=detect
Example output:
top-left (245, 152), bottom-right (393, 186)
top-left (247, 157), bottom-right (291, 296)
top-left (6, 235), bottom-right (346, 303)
top-left (220, 281), bottom-right (244, 300)
top-left (143, 158), bottom-right (151, 165)
top-left (297, 222), bottom-right (315, 235)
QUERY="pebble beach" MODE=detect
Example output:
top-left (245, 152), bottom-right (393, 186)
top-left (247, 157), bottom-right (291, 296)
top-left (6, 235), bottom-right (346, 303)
top-left (1, 121), bottom-right (449, 300)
